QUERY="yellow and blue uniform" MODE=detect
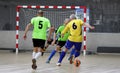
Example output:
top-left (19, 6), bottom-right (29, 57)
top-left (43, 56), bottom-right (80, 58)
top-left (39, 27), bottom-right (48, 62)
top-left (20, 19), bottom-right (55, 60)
top-left (62, 19), bottom-right (83, 42)
top-left (58, 19), bottom-right (84, 63)
top-left (62, 19), bottom-right (84, 51)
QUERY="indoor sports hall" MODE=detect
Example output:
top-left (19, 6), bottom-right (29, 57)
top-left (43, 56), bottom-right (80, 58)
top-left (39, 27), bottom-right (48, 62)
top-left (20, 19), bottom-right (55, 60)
top-left (0, 0), bottom-right (120, 73)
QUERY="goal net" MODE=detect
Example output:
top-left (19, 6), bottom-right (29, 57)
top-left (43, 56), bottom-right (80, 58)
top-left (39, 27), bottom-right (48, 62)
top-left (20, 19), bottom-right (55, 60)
top-left (19, 8), bottom-right (75, 30)
top-left (16, 6), bottom-right (87, 55)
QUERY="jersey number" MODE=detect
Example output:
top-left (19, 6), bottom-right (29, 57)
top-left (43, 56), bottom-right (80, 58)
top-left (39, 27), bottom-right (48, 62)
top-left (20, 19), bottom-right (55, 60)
top-left (72, 23), bottom-right (77, 29)
top-left (38, 21), bottom-right (43, 29)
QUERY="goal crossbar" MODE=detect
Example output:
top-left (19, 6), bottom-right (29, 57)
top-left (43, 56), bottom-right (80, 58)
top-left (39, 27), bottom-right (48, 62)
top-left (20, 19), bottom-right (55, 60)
top-left (16, 5), bottom-right (87, 55)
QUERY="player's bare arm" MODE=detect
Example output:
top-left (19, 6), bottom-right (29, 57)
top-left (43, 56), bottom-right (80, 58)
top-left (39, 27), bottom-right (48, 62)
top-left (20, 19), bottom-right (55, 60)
top-left (23, 23), bottom-right (32, 40)
top-left (47, 27), bottom-right (53, 41)
top-left (51, 32), bottom-right (56, 46)
top-left (83, 23), bottom-right (95, 30)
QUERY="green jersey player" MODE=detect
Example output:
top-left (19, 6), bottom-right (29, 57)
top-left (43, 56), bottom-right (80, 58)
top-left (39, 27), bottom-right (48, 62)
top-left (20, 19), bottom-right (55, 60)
top-left (46, 18), bottom-right (70, 63)
top-left (23, 10), bottom-right (52, 70)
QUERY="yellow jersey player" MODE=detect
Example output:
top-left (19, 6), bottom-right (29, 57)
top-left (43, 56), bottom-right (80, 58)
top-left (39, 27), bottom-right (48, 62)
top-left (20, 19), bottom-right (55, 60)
top-left (56, 14), bottom-right (95, 66)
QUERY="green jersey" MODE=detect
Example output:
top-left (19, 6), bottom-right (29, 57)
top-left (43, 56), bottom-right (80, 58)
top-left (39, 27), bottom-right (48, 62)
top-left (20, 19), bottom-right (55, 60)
top-left (31, 16), bottom-right (51, 40)
top-left (56, 25), bottom-right (70, 41)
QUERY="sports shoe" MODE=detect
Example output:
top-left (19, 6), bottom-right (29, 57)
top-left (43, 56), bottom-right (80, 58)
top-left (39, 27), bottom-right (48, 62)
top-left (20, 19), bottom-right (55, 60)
top-left (46, 60), bottom-right (50, 63)
top-left (69, 55), bottom-right (74, 64)
top-left (56, 63), bottom-right (61, 66)
top-left (32, 59), bottom-right (37, 70)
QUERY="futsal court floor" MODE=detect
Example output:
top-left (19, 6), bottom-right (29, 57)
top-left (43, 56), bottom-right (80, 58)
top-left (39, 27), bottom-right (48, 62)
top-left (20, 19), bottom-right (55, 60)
top-left (0, 51), bottom-right (120, 73)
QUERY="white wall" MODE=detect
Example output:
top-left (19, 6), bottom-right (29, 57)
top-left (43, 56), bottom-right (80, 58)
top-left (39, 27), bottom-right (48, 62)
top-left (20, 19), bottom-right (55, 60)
top-left (0, 31), bottom-right (120, 52)
top-left (86, 33), bottom-right (120, 52)
top-left (0, 31), bottom-right (15, 49)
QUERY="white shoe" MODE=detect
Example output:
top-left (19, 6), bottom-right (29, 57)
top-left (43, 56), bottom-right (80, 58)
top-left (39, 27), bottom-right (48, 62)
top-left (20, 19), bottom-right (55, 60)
top-left (56, 63), bottom-right (61, 66)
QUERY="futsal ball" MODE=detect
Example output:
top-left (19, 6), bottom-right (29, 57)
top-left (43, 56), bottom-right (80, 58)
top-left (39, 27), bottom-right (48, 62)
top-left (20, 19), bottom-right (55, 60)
top-left (74, 59), bottom-right (81, 67)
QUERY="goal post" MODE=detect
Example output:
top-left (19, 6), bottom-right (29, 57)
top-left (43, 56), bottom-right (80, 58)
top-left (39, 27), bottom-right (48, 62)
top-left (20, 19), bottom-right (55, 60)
top-left (16, 5), bottom-right (87, 55)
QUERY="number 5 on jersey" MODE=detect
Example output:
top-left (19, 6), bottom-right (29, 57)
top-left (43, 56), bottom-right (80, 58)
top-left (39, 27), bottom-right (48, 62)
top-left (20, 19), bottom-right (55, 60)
top-left (38, 21), bottom-right (43, 29)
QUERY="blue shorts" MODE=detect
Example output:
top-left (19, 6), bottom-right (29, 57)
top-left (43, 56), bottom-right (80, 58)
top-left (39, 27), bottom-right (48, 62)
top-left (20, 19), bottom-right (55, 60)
top-left (65, 40), bottom-right (82, 51)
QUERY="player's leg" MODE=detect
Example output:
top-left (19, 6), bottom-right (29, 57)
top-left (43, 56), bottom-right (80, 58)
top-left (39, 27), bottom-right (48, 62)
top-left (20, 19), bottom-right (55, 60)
top-left (34, 39), bottom-right (46, 59)
top-left (41, 40), bottom-right (52, 56)
top-left (46, 41), bottom-right (66, 63)
top-left (74, 42), bottom-right (82, 58)
top-left (68, 47), bottom-right (75, 60)
top-left (32, 47), bottom-right (42, 70)
top-left (69, 42), bottom-right (82, 64)
top-left (32, 39), bottom-right (45, 69)
top-left (57, 41), bottom-right (66, 56)
top-left (41, 43), bottom-right (49, 56)
top-left (32, 47), bottom-right (38, 59)
top-left (32, 39), bottom-right (38, 70)
top-left (34, 48), bottom-right (42, 59)
top-left (46, 41), bottom-right (61, 63)
top-left (68, 48), bottom-right (76, 64)
top-left (57, 40), bottom-right (73, 66)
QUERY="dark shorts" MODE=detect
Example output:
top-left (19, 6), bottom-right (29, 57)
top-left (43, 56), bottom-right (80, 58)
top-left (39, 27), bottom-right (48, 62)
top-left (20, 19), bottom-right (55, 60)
top-left (32, 39), bottom-right (46, 49)
top-left (57, 41), bottom-right (66, 48)
top-left (47, 39), bottom-right (57, 44)
top-left (47, 39), bottom-right (53, 44)
top-left (65, 40), bottom-right (82, 51)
